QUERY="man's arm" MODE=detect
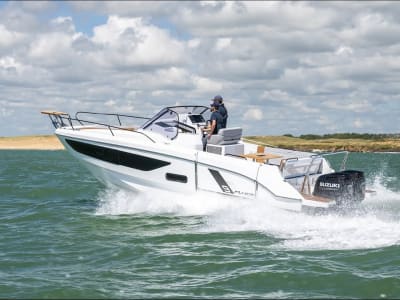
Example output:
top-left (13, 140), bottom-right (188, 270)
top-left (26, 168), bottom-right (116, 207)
top-left (201, 124), bottom-right (211, 133)
top-left (208, 120), bottom-right (216, 138)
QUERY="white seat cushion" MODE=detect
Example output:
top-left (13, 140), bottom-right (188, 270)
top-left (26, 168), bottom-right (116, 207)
top-left (208, 127), bottom-right (242, 145)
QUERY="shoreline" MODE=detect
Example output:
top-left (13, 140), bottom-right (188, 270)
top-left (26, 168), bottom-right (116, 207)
top-left (0, 135), bottom-right (64, 150)
top-left (243, 136), bottom-right (400, 153)
top-left (0, 135), bottom-right (399, 152)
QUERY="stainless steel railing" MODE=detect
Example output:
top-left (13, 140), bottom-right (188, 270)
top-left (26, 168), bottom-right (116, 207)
top-left (41, 111), bottom-right (156, 143)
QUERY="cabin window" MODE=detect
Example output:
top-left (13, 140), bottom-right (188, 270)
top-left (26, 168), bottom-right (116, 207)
top-left (65, 139), bottom-right (170, 171)
top-left (165, 173), bottom-right (188, 183)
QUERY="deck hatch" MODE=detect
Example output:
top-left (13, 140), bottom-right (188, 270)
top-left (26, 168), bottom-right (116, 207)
top-left (65, 139), bottom-right (170, 171)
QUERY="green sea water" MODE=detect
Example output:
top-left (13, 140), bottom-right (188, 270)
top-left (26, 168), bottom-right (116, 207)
top-left (1, 150), bottom-right (400, 299)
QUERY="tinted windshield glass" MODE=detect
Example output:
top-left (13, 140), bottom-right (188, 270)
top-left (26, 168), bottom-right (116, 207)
top-left (140, 106), bottom-right (209, 140)
top-left (169, 106), bottom-right (208, 115)
top-left (188, 115), bottom-right (205, 123)
top-left (142, 109), bottom-right (178, 140)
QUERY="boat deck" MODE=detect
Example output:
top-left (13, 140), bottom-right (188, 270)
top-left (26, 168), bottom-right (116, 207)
top-left (301, 193), bottom-right (335, 203)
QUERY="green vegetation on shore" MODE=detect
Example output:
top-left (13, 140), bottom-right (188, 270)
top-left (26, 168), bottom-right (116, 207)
top-left (285, 132), bottom-right (400, 140)
top-left (1, 134), bottom-right (399, 152)
top-left (244, 134), bottom-right (400, 152)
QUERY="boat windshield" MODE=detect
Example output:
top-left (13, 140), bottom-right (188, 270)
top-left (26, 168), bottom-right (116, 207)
top-left (140, 106), bottom-right (209, 140)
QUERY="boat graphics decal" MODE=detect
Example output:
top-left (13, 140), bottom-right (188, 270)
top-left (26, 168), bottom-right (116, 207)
top-left (208, 169), bottom-right (234, 194)
top-left (65, 139), bottom-right (171, 171)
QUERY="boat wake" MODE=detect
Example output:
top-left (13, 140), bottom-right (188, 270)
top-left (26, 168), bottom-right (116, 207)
top-left (95, 175), bottom-right (400, 251)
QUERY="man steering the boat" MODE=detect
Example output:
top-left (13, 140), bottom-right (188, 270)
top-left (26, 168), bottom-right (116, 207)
top-left (201, 101), bottom-right (224, 151)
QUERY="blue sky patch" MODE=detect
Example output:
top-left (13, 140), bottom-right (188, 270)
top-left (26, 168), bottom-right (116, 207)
top-left (45, 2), bottom-right (108, 36)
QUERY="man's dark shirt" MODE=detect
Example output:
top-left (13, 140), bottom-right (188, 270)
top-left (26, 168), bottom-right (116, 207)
top-left (218, 104), bottom-right (228, 128)
top-left (210, 110), bottom-right (223, 134)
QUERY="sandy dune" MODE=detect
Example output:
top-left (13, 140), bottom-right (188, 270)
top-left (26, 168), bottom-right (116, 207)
top-left (0, 135), bottom-right (64, 150)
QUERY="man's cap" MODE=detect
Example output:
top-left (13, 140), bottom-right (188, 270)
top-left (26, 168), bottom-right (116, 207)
top-left (212, 95), bottom-right (223, 102)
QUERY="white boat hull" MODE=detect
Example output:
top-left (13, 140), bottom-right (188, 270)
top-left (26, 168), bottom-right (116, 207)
top-left (42, 106), bottom-right (363, 214)
top-left (56, 130), bottom-right (311, 212)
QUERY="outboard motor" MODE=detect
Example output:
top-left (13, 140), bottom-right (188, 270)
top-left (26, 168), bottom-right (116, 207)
top-left (313, 170), bottom-right (366, 206)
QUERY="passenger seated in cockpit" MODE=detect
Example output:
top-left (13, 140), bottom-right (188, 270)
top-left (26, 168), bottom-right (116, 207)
top-left (201, 102), bottom-right (223, 151)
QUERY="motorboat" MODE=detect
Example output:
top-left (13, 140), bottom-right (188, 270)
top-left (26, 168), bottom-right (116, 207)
top-left (42, 105), bottom-right (367, 212)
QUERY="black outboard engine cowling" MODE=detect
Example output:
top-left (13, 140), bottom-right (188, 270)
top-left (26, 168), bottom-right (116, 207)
top-left (313, 170), bottom-right (366, 206)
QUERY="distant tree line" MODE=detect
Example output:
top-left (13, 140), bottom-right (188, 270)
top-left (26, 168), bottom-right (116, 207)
top-left (283, 133), bottom-right (400, 140)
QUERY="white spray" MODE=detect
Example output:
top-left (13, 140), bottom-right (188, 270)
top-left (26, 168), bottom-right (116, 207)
top-left (95, 175), bottom-right (400, 251)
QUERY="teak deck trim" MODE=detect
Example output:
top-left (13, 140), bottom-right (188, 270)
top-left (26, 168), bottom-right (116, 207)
top-left (301, 193), bottom-right (334, 203)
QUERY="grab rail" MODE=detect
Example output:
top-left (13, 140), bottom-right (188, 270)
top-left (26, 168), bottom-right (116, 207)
top-left (300, 155), bottom-right (323, 195)
top-left (41, 111), bottom-right (156, 143)
top-left (75, 111), bottom-right (150, 126)
top-left (279, 157), bottom-right (298, 171)
top-left (41, 111), bottom-right (74, 129)
top-left (278, 151), bottom-right (349, 195)
top-left (279, 155), bottom-right (323, 195)
top-left (340, 152), bottom-right (349, 171)
top-left (320, 150), bottom-right (349, 171)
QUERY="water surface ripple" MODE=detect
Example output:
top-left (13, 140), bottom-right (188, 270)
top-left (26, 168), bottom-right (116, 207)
top-left (1, 150), bottom-right (400, 298)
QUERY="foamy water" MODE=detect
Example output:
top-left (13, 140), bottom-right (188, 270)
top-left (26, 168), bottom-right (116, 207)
top-left (95, 175), bottom-right (400, 251)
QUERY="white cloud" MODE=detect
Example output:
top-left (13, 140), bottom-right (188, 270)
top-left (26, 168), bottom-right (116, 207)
top-left (335, 46), bottom-right (353, 56)
top-left (1, 1), bottom-right (400, 136)
top-left (28, 32), bottom-right (73, 66)
top-left (215, 38), bottom-right (231, 51)
top-left (261, 89), bottom-right (290, 102)
top-left (70, 1), bottom-right (178, 17)
top-left (353, 118), bottom-right (363, 129)
top-left (91, 15), bottom-right (186, 68)
top-left (176, 1), bottom-right (334, 37)
top-left (200, 1), bottom-right (220, 8)
top-left (104, 100), bottom-right (117, 107)
top-left (0, 24), bottom-right (24, 48)
top-left (50, 16), bottom-right (76, 33)
top-left (192, 76), bottom-right (223, 93)
top-left (0, 56), bottom-right (21, 70)
top-left (151, 90), bottom-right (174, 97)
top-left (0, 107), bottom-right (14, 117)
top-left (18, 1), bottom-right (55, 12)
top-left (324, 99), bottom-right (373, 113)
top-left (243, 108), bottom-right (263, 121)
top-left (188, 38), bottom-right (201, 49)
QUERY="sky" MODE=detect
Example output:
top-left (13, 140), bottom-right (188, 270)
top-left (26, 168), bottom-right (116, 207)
top-left (1, 1), bottom-right (400, 137)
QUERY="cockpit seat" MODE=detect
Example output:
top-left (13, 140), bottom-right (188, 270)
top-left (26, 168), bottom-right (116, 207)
top-left (207, 127), bottom-right (242, 145)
